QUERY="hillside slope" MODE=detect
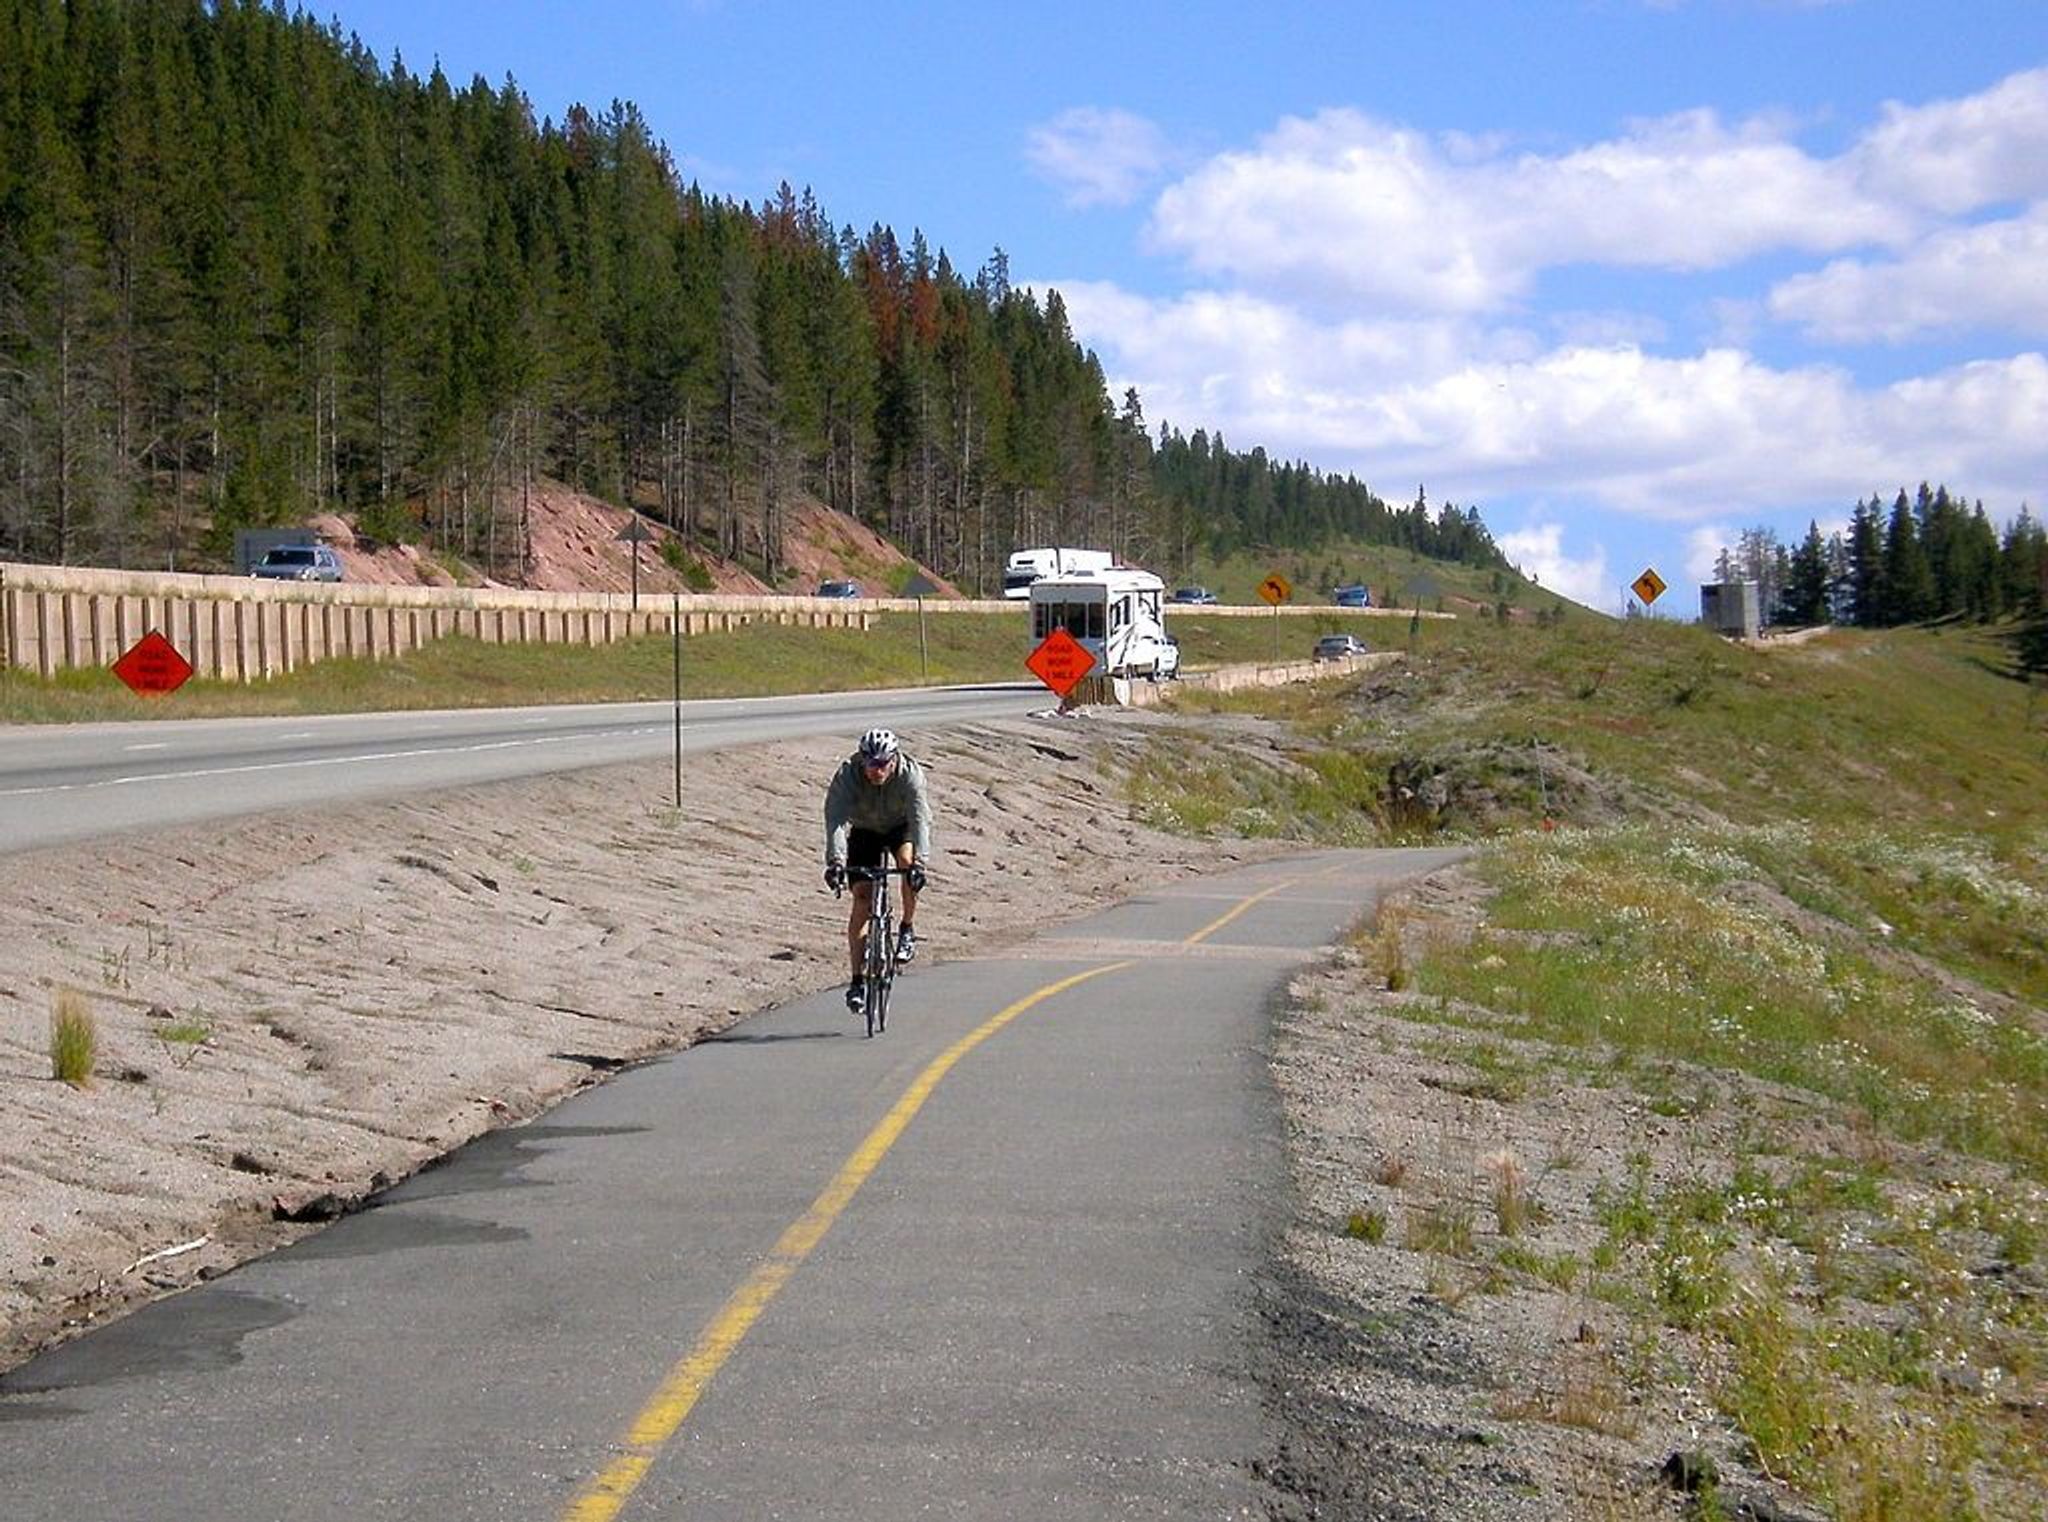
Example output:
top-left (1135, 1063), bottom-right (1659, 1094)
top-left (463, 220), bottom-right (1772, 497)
top-left (1136, 619), bottom-right (2047, 1519)
top-left (310, 481), bottom-right (958, 599)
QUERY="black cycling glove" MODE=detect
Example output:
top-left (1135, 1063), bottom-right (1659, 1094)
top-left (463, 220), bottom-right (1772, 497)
top-left (824, 863), bottom-right (846, 892)
top-left (907, 863), bottom-right (927, 892)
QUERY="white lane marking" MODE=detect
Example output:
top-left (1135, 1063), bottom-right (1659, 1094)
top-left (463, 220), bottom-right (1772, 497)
top-left (277, 731), bottom-right (314, 740)
top-left (0, 727), bottom-right (666, 798)
top-left (122, 743), bottom-right (170, 752)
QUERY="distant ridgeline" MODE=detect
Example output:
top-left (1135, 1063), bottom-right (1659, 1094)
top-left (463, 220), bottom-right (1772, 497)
top-left (0, 0), bottom-right (1505, 592)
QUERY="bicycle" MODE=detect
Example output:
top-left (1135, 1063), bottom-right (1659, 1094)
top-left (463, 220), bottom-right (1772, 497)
top-left (840, 863), bottom-right (916, 1038)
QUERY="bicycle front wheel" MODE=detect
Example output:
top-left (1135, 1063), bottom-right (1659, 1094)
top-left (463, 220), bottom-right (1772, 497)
top-left (864, 915), bottom-right (893, 1038)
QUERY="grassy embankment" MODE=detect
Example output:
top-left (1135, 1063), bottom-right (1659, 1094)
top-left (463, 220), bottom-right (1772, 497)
top-left (0, 604), bottom-right (1401, 724)
top-left (1128, 614), bottom-right (2048, 1519)
top-left (1178, 537), bottom-right (1566, 617)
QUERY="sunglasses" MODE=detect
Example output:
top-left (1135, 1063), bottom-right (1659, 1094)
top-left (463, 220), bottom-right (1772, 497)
top-left (862, 755), bottom-right (896, 772)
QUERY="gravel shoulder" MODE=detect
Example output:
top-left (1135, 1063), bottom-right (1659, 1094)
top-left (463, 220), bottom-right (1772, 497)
top-left (1261, 869), bottom-right (1841, 1522)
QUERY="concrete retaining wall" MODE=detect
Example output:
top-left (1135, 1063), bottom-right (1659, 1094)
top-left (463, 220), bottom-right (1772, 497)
top-left (1116, 649), bottom-right (1398, 707)
top-left (0, 563), bottom-right (869, 682)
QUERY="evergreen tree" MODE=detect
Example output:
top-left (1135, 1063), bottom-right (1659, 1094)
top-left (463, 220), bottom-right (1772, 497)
top-left (1783, 520), bottom-right (1830, 626)
top-left (1882, 491), bottom-right (1935, 623)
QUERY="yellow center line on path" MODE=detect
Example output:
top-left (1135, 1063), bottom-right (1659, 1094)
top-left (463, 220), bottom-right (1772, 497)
top-left (562, 959), bottom-right (1133, 1522)
top-left (1180, 859), bottom-right (1355, 948)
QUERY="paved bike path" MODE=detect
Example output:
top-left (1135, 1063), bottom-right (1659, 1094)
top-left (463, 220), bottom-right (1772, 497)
top-left (0, 846), bottom-right (1465, 1520)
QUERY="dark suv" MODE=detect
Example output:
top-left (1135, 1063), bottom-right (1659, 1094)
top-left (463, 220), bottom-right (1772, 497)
top-left (815, 579), bottom-right (861, 598)
top-left (1169, 585), bottom-right (1218, 605)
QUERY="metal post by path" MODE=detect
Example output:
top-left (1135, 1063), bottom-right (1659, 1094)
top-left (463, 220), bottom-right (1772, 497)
top-left (1272, 603), bottom-right (1279, 663)
top-left (672, 591), bottom-right (683, 809)
top-left (631, 540), bottom-right (640, 612)
top-left (901, 571), bottom-right (940, 684)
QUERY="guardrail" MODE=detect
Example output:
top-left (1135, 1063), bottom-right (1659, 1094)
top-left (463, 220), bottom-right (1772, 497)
top-left (0, 563), bottom-right (870, 682)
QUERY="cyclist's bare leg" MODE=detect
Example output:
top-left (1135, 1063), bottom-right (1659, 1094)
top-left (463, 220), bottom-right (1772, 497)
top-left (847, 880), bottom-right (874, 979)
top-left (893, 841), bottom-right (919, 925)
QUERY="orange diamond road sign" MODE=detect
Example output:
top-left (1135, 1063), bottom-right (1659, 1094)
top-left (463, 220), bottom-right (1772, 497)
top-left (1258, 571), bottom-right (1292, 606)
top-left (1632, 567), bottom-right (1667, 605)
top-left (111, 631), bottom-right (195, 696)
top-left (1025, 628), bottom-right (1096, 698)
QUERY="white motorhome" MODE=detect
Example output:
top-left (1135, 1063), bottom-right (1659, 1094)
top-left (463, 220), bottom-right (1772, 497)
top-left (1029, 566), bottom-right (1180, 682)
top-left (1002, 546), bottom-right (1114, 599)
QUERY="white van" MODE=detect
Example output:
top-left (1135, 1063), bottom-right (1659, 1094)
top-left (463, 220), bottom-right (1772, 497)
top-left (1003, 546), bottom-right (1115, 599)
top-left (1029, 566), bottom-right (1180, 682)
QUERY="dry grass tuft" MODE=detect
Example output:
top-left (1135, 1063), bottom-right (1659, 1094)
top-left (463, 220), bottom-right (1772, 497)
top-left (50, 987), bottom-right (97, 1087)
top-left (1484, 1148), bottom-right (1531, 1236)
top-left (1495, 1344), bottom-right (1638, 1437)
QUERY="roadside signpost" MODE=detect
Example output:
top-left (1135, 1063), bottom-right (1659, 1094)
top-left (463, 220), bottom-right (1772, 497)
top-left (111, 631), bottom-right (194, 697)
top-left (902, 570), bottom-right (941, 684)
top-left (1258, 570), bottom-right (1292, 660)
top-left (672, 590), bottom-right (683, 808)
top-left (617, 517), bottom-right (655, 611)
top-left (1631, 567), bottom-right (1666, 608)
top-left (1405, 574), bottom-right (1439, 649)
top-left (1026, 627), bottom-right (1096, 702)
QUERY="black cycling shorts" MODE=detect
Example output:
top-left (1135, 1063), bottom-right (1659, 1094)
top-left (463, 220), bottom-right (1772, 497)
top-left (846, 825), bottom-right (911, 870)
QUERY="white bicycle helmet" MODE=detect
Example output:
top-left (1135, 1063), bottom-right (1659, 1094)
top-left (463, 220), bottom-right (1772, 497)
top-left (857, 728), bottom-right (899, 764)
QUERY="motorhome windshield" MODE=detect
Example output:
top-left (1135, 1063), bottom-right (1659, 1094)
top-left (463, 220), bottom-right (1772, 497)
top-left (1033, 596), bottom-right (1106, 641)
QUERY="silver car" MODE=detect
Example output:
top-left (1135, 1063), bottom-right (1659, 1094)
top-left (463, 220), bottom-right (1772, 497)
top-left (251, 545), bottom-right (344, 582)
top-left (1312, 633), bottom-right (1369, 661)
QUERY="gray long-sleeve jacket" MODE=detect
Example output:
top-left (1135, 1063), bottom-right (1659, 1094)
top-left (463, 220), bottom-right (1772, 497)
top-left (823, 752), bottom-right (933, 865)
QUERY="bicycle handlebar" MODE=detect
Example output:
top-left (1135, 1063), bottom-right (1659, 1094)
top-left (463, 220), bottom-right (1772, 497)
top-left (845, 863), bottom-right (919, 881)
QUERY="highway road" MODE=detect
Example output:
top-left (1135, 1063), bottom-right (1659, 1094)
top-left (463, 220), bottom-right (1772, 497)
top-left (0, 683), bottom-right (1045, 853)
top-left (0, 846), bottom-right (1465, 1520)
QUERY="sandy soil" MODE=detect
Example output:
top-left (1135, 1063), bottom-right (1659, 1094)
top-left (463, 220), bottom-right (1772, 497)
top-left (0, 711), bottom-right (1276, 1375)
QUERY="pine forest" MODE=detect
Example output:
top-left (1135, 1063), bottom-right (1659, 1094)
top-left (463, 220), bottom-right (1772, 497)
top-left (0, 0), bottom-right (1508, 592)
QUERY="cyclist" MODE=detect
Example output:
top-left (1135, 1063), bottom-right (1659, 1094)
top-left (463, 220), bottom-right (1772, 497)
top-left (823, 728), bottom-right (932, 1013)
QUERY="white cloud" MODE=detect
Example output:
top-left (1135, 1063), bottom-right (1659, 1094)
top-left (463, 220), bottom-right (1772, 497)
top-left (1057, 280), bottom-right (2048, 523)
top-left (1497, 522), bottom-right (1611, 607)
top-left (1046, 67), bottom-right (2048, 557)
top-left (1769, 206), bottom-right (2048, 341)
top-left (1144, 105), bottom-right (1903, 313)
top-left (1138, 67), bottom-right (2048, 316)
top-left (1025, 107), bottom-right (1173, 208)
top-left (1849, 66), bottom-right (2048, 215)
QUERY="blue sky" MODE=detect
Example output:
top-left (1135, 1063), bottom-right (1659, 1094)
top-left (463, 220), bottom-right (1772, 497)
top-left (336, 0), bottom-right (2048, 612)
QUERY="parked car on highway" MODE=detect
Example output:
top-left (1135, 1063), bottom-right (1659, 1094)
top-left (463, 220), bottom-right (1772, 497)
top-left (1332, 583), bottom-right (1371, 608)
top-left (1168, 585), bottom-right (1218, 605)
top-left (1312, 633), bottom-right (1370, 661)
top-left (250, 544), bottom-right (343, 582)
top-left (815, 579), bottom-right (862, 598)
